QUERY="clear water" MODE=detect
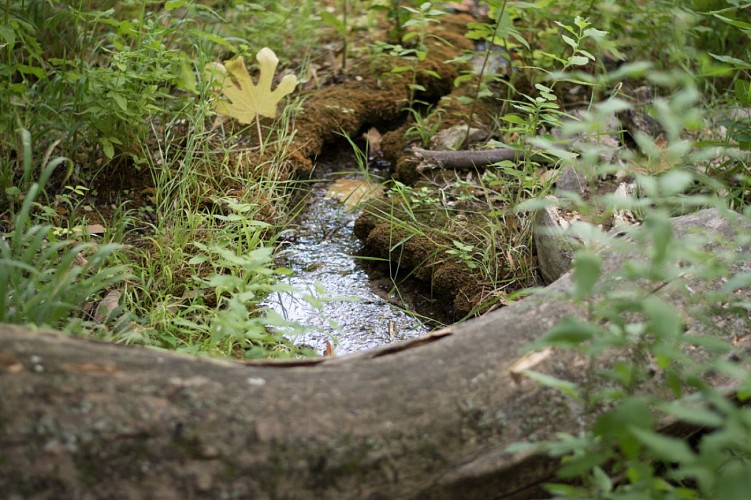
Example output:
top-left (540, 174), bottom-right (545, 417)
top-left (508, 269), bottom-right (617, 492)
top-left (263, 162), bottom-right (431, 355)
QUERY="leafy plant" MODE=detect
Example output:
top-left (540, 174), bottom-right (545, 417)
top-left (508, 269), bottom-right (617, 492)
top-left (508, 58), bottom-right (751, 495)
top-left (0, 146), bottom-right (130, 331)
top-left (370, 1), bottom-right (445, 109)
top-left (320, 0), bottom-right (351, 75)
top-left (404, 106), bottom-right (443, 147)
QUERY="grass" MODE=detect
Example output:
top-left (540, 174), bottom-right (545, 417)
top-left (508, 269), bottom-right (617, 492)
top-left (1, 0), bottom-right (322, 357)
top-left (3, 0), bottom-right (751, 496)
top-left (1, 0), bottom-right (750, 352)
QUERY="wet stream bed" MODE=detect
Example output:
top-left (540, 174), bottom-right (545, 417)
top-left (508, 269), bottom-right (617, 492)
top-left (264, 149), bottom-right (440, 355)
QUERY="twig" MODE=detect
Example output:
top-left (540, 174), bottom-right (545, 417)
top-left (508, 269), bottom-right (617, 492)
top-left (412, 146), bottom-right (544, 171)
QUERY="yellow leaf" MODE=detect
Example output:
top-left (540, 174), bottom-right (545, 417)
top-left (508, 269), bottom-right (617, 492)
top-left (206, 47), bottom-right (298, 124)
top-left (324, 178), bottom-right (383, 210)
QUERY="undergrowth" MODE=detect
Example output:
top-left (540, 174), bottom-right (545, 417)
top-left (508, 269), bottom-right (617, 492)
top-left (1, 0), bottom-right (321, 357)
top-left (2, 0), bottom-right (751, 493)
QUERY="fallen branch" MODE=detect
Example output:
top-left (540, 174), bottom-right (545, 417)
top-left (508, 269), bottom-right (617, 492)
top-left (412, 146), bottom-right (552, 171)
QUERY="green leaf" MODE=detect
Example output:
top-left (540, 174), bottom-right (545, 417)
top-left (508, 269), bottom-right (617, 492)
top-left (165, 0), bottom-right (187, 10)
top-left (709, 53), bottom-right (751, 69)
top-left (568, 55), bottom-right (590, 66)
top-left (454, 73), bottom-right (474, 87)
top-left (176, 59), bottom-right (197, 94)
top-left (557, 451), bottom-right (611, 478)
top-left (572, 251), bottom-right (601, 301)
top-left (320, 10), bottom-right (346, 35)
top-left (659, 402), bottom-right (723, 427)
top-left (595, 397), bottom-right (652, 458)
top-left (541, 317), bottom-right (599, 347)
top-left (0, 25), bottom-right (15, 44)
top-left (112, 93), bottom-right (128, 112)
top-left (734, 79), bottom-right (751, 106)
top-left (100, 137), bottom-right (115, 159)
top-left (658, 169), bottom-right (693, 196)
top-left (643, 296), bottom-right (682, 339)
top-left (714, 460), bottom-right (751, 500)
top-left (646, 212), bottom-right (672, 267)
top-left (16, 64), bottom-right (46, 79)
top-left (561, 34), bottom-right (577, 49)
top-left (592, 465), bottom-right (613, 493)
top-left (723, 272), bottom-right (751, 293)
top-left (712, 14), bottom-right (751, 31)
top-left (501, 114), bottom-right (526, 125)
top-left (630, 427), bottom-right (695, 463)
top-left (522, 370), bottom-right (580, 399)
top-left (188, 255), bottom-right (209, 265)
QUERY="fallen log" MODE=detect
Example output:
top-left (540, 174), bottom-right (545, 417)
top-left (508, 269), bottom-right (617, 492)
top-left (412, 146), bottom-right (552, 171)
top-left (0, 208), bottom-right (749, 498)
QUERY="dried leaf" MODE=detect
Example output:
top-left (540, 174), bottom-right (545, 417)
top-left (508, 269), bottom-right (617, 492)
top-left (324, 341), bottom-right (335, 357)
top-left (362, 127), bottom-right (383, 157)
top-left (87, 223), bottom-right (106, 235)
top-left (206, 47), bottom-right (298, 124)
top-left (0, 353), bottom-right (24, 373)
top-left (324, 178), bottom-right (383, 210)
top-left (508, 348), bottom-right (553, 384)
top-left (94, 290), bottom-right (121, 323)
top-left (74, 253), bottom-right (88, 266)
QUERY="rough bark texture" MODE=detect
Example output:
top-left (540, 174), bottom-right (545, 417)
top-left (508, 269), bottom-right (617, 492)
top-left (412, 146), bottom-right (526, 170)
top-left (1, 209), bottom-right (750, 499)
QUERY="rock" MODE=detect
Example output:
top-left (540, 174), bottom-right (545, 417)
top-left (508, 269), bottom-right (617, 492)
top-left (611, 182), bottom-right (638, 232)
top-left (554, 165), bottom-right (587, 197)
top-left (430, 124), bottom-right (488, 150)
top-left (617, 86), bottom-right (666, 144)
top-left (533, 196), bottom-right (582, 284)
top-left (535, 182), bottom-right (640, 284)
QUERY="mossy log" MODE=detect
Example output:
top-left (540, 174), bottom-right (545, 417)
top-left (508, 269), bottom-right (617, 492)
top-left (1, 209), bottom-right (750, 498)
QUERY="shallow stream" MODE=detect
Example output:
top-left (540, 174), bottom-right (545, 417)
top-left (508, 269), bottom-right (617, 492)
top-left (264, 151), bottom-right (433, 355)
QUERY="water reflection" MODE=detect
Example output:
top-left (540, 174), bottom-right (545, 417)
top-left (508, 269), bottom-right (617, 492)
top-left (264, 168), bottom-right (430, 355)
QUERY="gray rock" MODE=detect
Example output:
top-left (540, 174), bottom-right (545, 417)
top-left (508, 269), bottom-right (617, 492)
top-left (430, 124), bottom-right (488, 150)
top-left (533, 197), bottom-right (582, 284)
top-left (554, 165), bottom-right (587, 197)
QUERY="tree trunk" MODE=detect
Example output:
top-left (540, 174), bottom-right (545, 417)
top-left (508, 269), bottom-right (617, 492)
top-left (1, 209), bottom-right (748, 499)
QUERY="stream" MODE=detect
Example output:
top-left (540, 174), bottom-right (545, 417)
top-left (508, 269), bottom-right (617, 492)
top-left (264, 150), bottom-right (433, 355)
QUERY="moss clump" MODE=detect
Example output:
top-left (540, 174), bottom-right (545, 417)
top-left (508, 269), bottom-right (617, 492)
top-left (355, 197), bottom-right (512, 319)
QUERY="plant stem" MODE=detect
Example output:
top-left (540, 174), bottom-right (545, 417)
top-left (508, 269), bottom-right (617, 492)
top-left (463, 0), bottom-right (509, 147)
top-left (256, 115), bottom-right (264, 154)
top-left (342, 0), bottom-right (348, 75)
top-left (3, 0), bottom-right (9, 66)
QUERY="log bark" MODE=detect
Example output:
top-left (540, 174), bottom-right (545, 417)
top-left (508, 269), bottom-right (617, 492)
top-left (1, 208), bottom-right (749, 499)
top-left (412, 147), bottom-right (552, 171)
top-left (413, 146), bottom-right (525, 170)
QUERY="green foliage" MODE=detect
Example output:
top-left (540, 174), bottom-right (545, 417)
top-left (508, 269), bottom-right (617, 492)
top-left (404, 106), bottom-right (443, 147)
top-left (1, 0), bottom-right (319, 358)
top-left (0, 145), bottom-right (130, 332)
top-left (512, 55), bottom-right (751, 497)
top-left (368, 1), bottom-right (444, 108)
